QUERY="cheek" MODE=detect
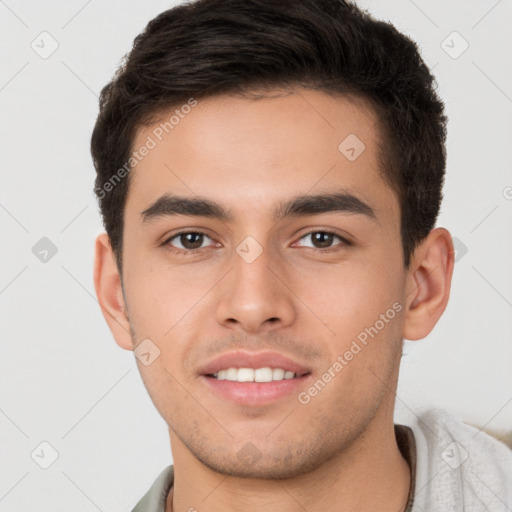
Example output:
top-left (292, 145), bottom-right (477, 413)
top-left (124, 254), bottom-right (205, 333)
top-left (291, 259), bottom-right (402, 332)
top-left (123, 259), bottom-right (215, 378)
top-left (290, 257), bottom-right (406, 390)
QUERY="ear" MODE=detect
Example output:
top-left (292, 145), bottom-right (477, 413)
top-left (93, 233), bottom-right (133, 351)
top-left (402, 227), bottom-right (455, 341)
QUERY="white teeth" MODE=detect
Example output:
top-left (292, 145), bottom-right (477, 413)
top-left (212, 367), bottom-right (299, 382)
top-left (254, 367), bottom-right (273, 382)
top-left (272, 368), bottom-right (285, 380)
top-left (237, 368), bottom-right (255, 382)
top-left (225, 367), bottom-right (238, 381)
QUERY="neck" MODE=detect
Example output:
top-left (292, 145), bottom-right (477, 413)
top-left (166, 406), bottom-right (411, 512)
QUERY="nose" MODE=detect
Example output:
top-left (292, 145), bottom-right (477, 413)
top-left (214, 242), bottom-right (296, 334)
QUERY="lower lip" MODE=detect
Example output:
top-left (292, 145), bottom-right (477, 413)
top-left (201, 374), bottom-right (311, 406)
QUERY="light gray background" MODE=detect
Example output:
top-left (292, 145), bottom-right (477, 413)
top-left (1, 0), bottom-right (511, 510)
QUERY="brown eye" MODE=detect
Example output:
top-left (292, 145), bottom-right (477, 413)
top-left (296, 231), bottom-right (349, 250)
top-left (310, 232), bottom-right (335, 248)
top-left (166, 231), bottom-right (212, 251)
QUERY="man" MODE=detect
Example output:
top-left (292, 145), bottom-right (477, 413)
top-left (91, 0), bottom-right (512, 510)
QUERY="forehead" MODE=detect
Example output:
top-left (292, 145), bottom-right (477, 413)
top-left (126, 88), bottom-right (397, 223)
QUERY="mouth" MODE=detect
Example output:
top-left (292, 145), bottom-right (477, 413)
top-left (206, 367), bottom-right (310, 382)
top-left (198, 350), bottom-right (313, 406)
top-left (201, 367), bottom-right (312, 406)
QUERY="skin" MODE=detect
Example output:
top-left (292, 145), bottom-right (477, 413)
top-left (94, 88), bottom-right (454, 512)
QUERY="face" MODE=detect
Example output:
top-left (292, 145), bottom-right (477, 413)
top-left (118, 89), bottom-right (409, 478)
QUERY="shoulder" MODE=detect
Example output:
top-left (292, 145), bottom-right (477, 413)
top-left (131, 465), bottom-right (174, 512)
top-left (402, 408), bottom-right (512, 511)
top-left (418, 407), bottom-right (512, 469)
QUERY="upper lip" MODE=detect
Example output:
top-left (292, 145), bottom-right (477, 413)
top-left (199, 350), bottom-right (312, 376)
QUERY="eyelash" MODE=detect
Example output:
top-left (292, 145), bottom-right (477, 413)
top-left (162, 229), bottom-right (352, 255)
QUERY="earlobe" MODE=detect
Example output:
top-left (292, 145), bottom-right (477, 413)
top-left (402, 228), bottom-right (454, 341)
top-left (93, 233), bottom-right (134, 351)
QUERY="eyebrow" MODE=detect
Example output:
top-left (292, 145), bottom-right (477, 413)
top-left (141, 190), bottom-right (376, 223)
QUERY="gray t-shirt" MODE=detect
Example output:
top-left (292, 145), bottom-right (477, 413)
top-left (131, 408), bottom-right (512, 511)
